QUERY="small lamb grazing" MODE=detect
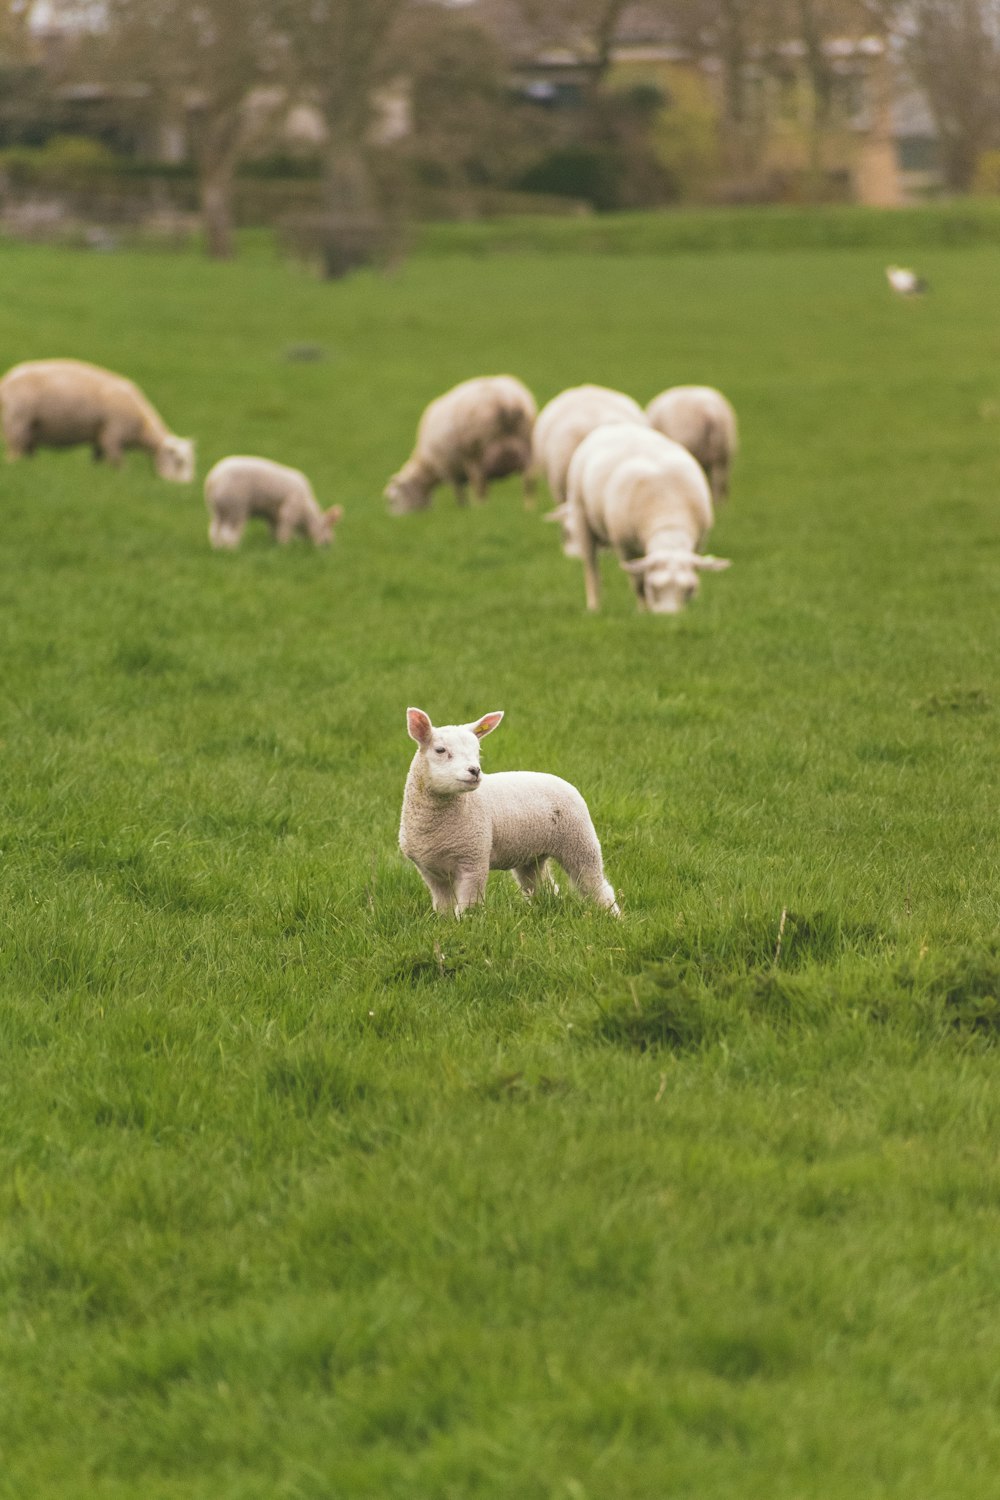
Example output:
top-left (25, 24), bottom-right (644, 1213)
top-left (645, 385), bottom-right (738, 505)
top-left (0, 358), bottom-right (195, 481)
top-left (384, 375), bottom-right (537, 513)
top-left (567, 422), bottom-right (731, 614)
top-left (533, 383), bottom-right (646, 511)
top-left (399, 707), bottom-right (619, 919)
top-left (204, 456), bottom-right (343, 549)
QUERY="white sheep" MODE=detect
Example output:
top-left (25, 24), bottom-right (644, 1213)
top-left (567, 422), bottom-right (731, 614)
top-left (399, 707), bottom-right (619, 919)
top-left (204, 456), bottom-right (343, 549)
top-left (384, 375), bottom-right (537, 513)
top-left (534, 385), bottom-right (646, 541)
top-left (645, 385), bottom-right (738, 504)
top-left (0, 358), bottom-right (195, 482)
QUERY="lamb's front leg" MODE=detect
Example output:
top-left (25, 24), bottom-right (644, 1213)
top-left (453, 865), bottom-right (488, 917)
top-left (415, 867), bottom-right (455, 916)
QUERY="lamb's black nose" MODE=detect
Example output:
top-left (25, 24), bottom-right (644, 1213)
top-left (468, 766), bottom-right (480, 779)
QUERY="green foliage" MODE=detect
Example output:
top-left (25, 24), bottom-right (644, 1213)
top-left (0, 132), bottom-right (119, 185)
top-left (973, 148), bottom-right (1000, 195)
top-left (415, 197), bottom-right (1000, 256)
top-left (1, 220), bottom-right (1000, 1496)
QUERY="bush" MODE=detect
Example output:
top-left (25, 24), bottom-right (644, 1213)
top-left (517, 146), bottom-right (622, 211)
top-left (973, 150), bottom-right (1000, 196)
top-left (0, 134), bottom-right (119, 187)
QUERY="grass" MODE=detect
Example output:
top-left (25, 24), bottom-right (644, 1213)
top-left (1, 222), bottom-right (999, 1497)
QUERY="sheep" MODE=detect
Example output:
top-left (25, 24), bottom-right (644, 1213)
top-left (533, 383), bottom-right (646, 524)
top-left (566, 422), bottom-right (731, 614)
top-left (645, 385), bottom-right (738, 505)
top-left (384, 375), bottom-right (537, 513)
top-left (204, 456), bottom-right (343, 549)
top-left (0, 358), bottom-right (195, 482)
top-left (886, 265), bottom-right (928, 297)
top-left (399, 707), bottom-right (619, 919)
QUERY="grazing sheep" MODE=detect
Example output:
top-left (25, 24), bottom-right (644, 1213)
top-left (0, 359), bottom-right (195, 482)
top-left (534, 385), bottom-right (646, 526)
top-left (384, 375), bottom-right (537, 513)
top-left (204, 456), bottom-right (342, 549)
top-left (567, 422), bottom-right (731, 614)
top-left (400, 707), bottom-right (619, 919)
top-left (645, 385), bottom-right (738, 505)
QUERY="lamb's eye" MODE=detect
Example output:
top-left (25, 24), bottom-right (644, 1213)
top-left (435, 746), bottom-right (447, 755)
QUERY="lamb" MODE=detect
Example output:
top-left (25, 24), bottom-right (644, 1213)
top-left (645, 385), bottom-right (738, 505)
top-left (204, 456), bottom-right (342, 549)
top-left (0, 358), bottom-right (195, 482)
top-left (384, 375), bottom-right (537, 513)
top-left (399, 707), bottom-right (619, 919)
top-left (566, 422), bottom-right (731, 614)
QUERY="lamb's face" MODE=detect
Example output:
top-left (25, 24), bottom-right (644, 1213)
top-left (407, 708), bottom-right (504, 795)
top-left (157, 436), bottom-right (196, 484)
top-left (385, 467), bottom-right (430, 515)
top-left (623, 550), bottom-right (732, 615)
top-left (310, 504), bottom-right (344, 548)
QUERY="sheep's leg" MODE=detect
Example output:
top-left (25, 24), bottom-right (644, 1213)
top-left (709, 461), bottom-right (728, 505)
top-left (417, 867), bottom-right (455, 917)
top-left (453, 866), bottom-right (488, 917)
top-left (468, 465), bottom-right (488, 504)
top-left (274, 512), bottom-right (297, 545)
top-left (3, 417), bottom-right (30, 459)
top-left (521, 468), bottom-right (537, 511)
top-left (452, 478), bottom-right (469, 507)
top-left (98, 425), bottom-right (125, 468)
top-left (627, 571), bottom-right (648, 612)
top-left (580, 530), bottom-right (602, 613)
top-left (563, 846), bottom-right (620, 917)
top-left (511, 858), bottom-right (559, 900)
top-left (209, 518), bottom-right (243, 550)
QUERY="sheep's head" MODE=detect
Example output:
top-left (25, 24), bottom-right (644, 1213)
top-left (385, 463), bottom-right (432, 515)
top-left (406, 707), bottom-right (504, 796)
top-left (157, 436), bottom-right (196, 484)
top-left (542, 502), bottom-right (582, 559)
top-left (621, 549), bottom-right (731, 614)
top-left (311, 504), bottom-right (344, 547)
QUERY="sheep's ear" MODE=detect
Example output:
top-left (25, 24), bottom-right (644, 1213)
top-left (407, 708), bottom-right (433, 745)
top-left (327, 504), bottom-right (344, 524)
top-left (542, 505), bottom-right (569, 523)
top-left (695, 554), bottom-right (732, 572)
top-left (470, 711), bottom-right (503, 739)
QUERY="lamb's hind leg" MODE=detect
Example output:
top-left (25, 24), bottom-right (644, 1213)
top-left (562, 840), bottom-right (620, 916)
top-left (511, 858), bottom-right (559, 900)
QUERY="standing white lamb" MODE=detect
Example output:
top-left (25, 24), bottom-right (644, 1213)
top-left (567, 422), bottom-right (731, 614)
top-left (0, 359), bottom-right (195, 481)
top-left (204, 456), bottom-right (343, 549)
top-left (384, 375), bottom-right (537, 513)
top-left (645, 385), bottom-right (738, 504)
top-left (534, 385), bottom-right (647, 553)
top-left (399, 708), bottom-right (619, 919)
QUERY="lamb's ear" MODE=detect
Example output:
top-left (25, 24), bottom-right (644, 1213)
top-left (470, 711), bottom-right (504, 739)
top-left (621, 556), bottom-right (652, 575)
top-left (406, 707), bottom-right (433, 745)
top-left (327, 504), bottom-right (344, 524)
top-left (542, 505), bottom-right (569, 523)
top-left (695, 554), bottom-right (732, 572)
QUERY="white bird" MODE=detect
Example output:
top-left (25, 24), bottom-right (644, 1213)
top-left (886, 264), bottom-right (928, 296)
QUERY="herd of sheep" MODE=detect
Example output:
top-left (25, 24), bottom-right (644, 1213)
top-left (1, 356), bottom-right (740, 917)
top-left (0, 358), bottom-right (737, 618)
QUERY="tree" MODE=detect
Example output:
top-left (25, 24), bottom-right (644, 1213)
top-left (283, 0), bottom-right (407, 275)
top-left (98, 0), bottom-right (280, 258)
top-left (907, 0), bottom-right (1000, 190)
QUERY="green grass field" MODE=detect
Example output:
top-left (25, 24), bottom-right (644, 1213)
top-left (1, 218), bottom-right (999, 1498)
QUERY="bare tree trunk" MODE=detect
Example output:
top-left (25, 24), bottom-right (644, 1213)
top-left (321, 137), bottom-right (381, 279)
top-left (719, 0), bottom-right (752, 173)
top-left (199, 166), bottom-right (236, 259)
top-left (797, 0), bottom-right (834, 199)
